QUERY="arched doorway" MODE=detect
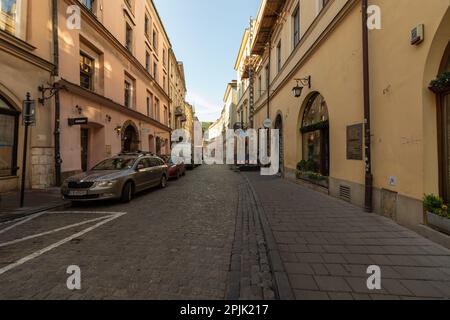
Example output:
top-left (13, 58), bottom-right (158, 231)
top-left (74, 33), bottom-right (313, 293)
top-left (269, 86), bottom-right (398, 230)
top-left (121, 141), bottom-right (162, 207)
top-left (275, 114), bottom-right (284, 174)
top-left (300, 93), bottom-right (330, 176)
top-left (121, 121), bottom-right (140, 152)
top-left (436, 41), bottom-right (450, 201)
top-left (0, 95), bottom-right (19, 177)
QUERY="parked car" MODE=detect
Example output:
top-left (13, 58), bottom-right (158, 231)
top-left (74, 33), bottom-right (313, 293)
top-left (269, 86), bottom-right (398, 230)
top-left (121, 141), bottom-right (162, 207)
top-left (166, 157), bottom-right (186, 180)
top-left (61, 152), bottom-right (168, 204)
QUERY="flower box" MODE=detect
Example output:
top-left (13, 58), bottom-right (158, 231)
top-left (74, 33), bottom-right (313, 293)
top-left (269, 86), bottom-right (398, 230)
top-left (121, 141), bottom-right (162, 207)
top-left (296, 171), bottom-right (329, 189)
top-left (429, 72), bottom-right (450, 94)
top-left (427, 212), bottom-right (450, 235)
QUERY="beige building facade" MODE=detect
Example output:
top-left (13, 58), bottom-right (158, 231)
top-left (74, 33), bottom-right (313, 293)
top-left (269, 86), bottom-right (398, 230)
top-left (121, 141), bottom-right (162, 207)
top-left (0, 0), bottom-right (55, 192)
top-left (234, 0), bottom-right (450, 229)
top-left (57, 0), bottom-right (179, 180)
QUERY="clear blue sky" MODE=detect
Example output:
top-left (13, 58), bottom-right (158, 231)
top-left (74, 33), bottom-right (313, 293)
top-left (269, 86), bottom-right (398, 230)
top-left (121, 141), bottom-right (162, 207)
top-left (153, 0), bottom-right (260, 122)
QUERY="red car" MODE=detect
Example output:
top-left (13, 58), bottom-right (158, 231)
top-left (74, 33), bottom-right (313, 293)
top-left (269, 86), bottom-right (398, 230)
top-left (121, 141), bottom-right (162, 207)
top-left (165, 157), bottom-right (186, 180)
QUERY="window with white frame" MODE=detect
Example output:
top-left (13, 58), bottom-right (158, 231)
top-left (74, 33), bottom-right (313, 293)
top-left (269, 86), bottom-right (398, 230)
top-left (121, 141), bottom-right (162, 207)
top-left (0, 0), bottom-right (27, 39)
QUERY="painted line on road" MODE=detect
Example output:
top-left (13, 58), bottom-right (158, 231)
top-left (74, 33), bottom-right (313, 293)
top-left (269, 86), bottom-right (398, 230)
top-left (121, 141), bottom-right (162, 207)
top-left (0, 215), bottom-right (112, 248)
top-left (0, 211), bottom-right (51, 235)
top-left (0, 212), bottom-right (127, 276)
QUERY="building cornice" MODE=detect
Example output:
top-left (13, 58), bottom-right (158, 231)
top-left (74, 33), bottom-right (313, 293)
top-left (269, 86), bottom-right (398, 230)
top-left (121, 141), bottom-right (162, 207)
top-left (0, 31), bottom-right (54, 72)
top-left (59, 79), bottom-right (172, 132)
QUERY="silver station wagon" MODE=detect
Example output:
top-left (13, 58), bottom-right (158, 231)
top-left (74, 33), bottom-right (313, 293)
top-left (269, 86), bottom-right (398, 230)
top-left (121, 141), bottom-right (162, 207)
top-left (61, 152), bottom-right (168, 204)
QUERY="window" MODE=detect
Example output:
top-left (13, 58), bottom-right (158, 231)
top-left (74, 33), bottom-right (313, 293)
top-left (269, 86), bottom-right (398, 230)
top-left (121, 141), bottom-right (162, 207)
top-left (154, 97), bottom-right (160, 122)
top-left (146, 93), bottom-right (153, 117)
top-left (152, 29), bottom-right (158, 51)
top-left (163, 48), bottom-right (166, 66)
top-left (124, 81), bottom-right (131, 108)
top-left (0, 0), bottom-right (24, 37)
top-left (164, 105), bottom-right (168, 125)
top-left (276, 41), bottom-right (282, 73)
top-left (144, 14), bottom-right (150, 40)
top-left (153, 62), bottom-right (157, 81)
top-left (81, 0), bottom-right (95, 13)
top-left (124, 74), bottom-right (135, 109)
top-left (293, 4), bottom-right (300, 48)
top-left (80, 52), bottom-right (94, 90)
top-left (163, 75), bottom-right (166, 91)
top-left (0, 96), bottom-right (18, 177)
top-left (125, 22), bottom-right (133, 52)
top-left (145, 51), bottom-right (151, 73)
top-left (301, 93), bottom-right (330, 176)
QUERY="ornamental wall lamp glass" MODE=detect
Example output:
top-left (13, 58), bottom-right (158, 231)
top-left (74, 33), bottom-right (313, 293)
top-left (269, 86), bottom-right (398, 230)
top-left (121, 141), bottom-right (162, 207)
top-left (114, 126), bottom-right (123, 136)
top-left (292, 76), bottom-right (311, 98)
top-left (38, 82), bottom-right (66, 105)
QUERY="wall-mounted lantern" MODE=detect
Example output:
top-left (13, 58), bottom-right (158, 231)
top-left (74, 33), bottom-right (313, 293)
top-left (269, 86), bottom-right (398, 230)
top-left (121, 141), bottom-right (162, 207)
top-left (114, 125), bottom-right (122, 136)
top-left (38, 83), bottom-right (65, 105)
top-left (292, 76), bottom-right (311, 98)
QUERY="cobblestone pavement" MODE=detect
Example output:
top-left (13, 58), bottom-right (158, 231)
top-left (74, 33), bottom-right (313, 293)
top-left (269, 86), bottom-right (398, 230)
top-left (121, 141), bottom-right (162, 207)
top-left (244, 172), bottom-right (450, 300)
top-left (0, 165), bottom-right (242, 300)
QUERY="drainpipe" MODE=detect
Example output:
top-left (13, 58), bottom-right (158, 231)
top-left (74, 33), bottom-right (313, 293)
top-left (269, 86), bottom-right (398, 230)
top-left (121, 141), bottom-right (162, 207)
top-left (362, 0), bottom-right (373, 212)
top-left (52, 0), bottom-right (62, 186)
top-left (267, 40), bottom-right (271, 120)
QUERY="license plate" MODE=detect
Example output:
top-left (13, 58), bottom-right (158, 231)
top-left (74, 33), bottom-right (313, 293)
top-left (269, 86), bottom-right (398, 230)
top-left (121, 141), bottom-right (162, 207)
top-left (69, 190), bottom-right (88, 196)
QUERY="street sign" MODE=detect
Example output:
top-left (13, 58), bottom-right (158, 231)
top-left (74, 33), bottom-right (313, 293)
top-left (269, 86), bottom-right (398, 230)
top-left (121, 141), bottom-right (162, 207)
top-left (68, 117), bottom-right (88, 126)
top-left (263, 118), bottom-right (272, 129)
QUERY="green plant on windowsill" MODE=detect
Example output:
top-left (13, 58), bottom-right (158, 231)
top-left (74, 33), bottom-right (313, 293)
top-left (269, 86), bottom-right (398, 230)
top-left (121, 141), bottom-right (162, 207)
top-left (429, 72), bottom-right (450, 94)
top-left (423, 194), bottom-right (450, 219)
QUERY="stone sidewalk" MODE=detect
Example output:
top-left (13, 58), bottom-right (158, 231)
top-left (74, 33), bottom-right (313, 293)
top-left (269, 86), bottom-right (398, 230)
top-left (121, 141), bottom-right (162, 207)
top-left (0, 188), bottom-right (68, 222)
top-left (243, 172), bottom-right (450, 300)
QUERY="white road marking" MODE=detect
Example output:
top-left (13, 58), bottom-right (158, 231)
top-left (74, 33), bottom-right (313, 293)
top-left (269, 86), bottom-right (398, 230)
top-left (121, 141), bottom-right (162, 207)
top-left (0, 211), bottom-right (51, 235)
top-left (0, 215), bottom-right (112, 248)
top-left (0, 211), bottom-right (127, 276)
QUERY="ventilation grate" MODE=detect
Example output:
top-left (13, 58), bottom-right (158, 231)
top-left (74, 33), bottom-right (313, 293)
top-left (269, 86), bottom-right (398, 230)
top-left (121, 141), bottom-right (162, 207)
top-left (339, 185), bottom-right (351, 203)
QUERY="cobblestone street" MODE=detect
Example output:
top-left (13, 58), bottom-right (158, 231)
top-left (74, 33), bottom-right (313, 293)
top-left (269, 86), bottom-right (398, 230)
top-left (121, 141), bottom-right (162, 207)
top-left (0, 166), bottom-right (450, 300)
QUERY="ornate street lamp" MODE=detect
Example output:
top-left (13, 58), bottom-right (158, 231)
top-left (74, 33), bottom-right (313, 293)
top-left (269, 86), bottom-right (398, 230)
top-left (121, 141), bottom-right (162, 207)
top-left (292, 76), bottom-right (312, 98)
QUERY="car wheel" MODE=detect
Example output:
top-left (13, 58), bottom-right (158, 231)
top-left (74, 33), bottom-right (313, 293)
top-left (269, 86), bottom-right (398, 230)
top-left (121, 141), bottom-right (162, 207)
top-left (121, 182), bottom-right (133, 203)
top-left (160, 175), bottom-right (168, 188)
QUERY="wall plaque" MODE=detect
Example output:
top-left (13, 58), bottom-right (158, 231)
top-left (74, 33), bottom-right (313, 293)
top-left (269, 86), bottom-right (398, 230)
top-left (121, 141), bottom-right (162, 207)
top-left (347, 124), bottom-right (363, 160)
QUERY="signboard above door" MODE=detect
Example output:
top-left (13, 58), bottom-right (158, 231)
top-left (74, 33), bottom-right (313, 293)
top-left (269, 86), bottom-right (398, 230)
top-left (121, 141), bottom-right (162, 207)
top-left (68, 117), bottom-right (88, 126)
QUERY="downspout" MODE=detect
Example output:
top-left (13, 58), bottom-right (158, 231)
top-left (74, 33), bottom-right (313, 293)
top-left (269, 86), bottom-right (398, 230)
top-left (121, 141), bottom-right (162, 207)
top-left (362, 0), bottom-right (373, 212)
top-left (267, 40), bottom-right (271, 120)
top-left (52, 0), bottom-right (62, 186)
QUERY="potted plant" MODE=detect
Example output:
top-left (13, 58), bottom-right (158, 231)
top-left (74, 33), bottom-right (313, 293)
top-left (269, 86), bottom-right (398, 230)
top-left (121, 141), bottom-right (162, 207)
top-left (423, 194), bottom-right (450, 234)
top-left (296, 160), bottom-right (329, 188)
top-left (429, 72), bottom-right (450, 94)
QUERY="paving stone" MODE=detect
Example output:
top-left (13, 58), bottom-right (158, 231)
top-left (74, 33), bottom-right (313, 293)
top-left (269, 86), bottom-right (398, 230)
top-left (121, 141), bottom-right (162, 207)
top-left (289, 275), bottom-right (318, 291)
top-left (294, 290), bottom-right (330, 300)
top-left (314, 276), bottom-right (352, 292)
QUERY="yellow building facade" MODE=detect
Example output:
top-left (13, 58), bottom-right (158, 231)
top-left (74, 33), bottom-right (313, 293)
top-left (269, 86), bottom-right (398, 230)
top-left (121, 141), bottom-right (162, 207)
top-left (238, 0), bottom-right (450, 229)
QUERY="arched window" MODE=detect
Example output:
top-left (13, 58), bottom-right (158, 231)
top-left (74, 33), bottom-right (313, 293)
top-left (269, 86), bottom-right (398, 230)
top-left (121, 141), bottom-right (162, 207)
top-left (0, 96), bottom-right (19, 177)
top-left (301, 93), bottom-right (330, 176)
